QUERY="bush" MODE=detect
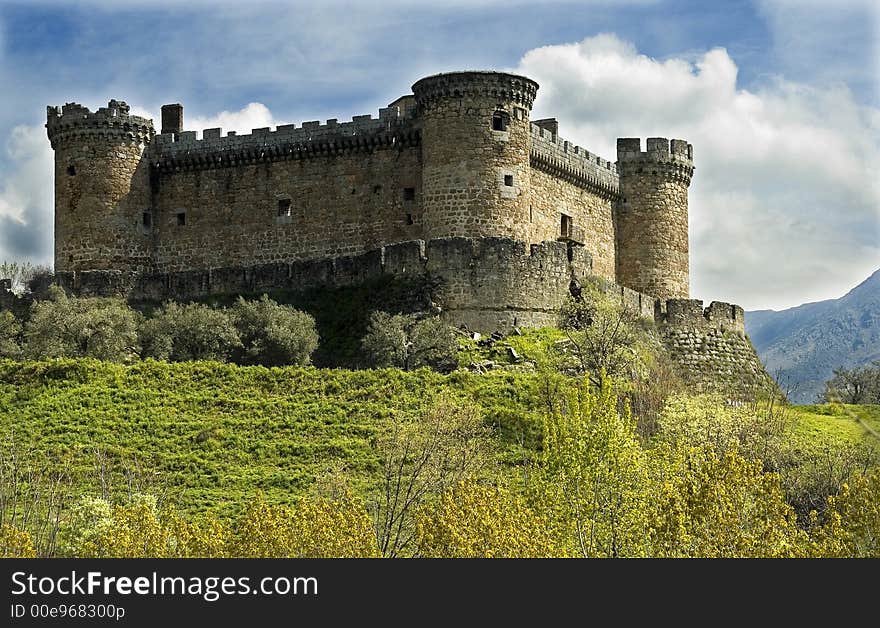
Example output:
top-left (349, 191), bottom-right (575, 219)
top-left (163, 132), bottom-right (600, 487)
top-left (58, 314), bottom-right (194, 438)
top-left (361, 311), bottom-right (457, 371)
top-left (231, 295), bottom-right (319, 366)
top-left (0, 310), bottom-right (22, 358)
top-left (23, 286), bottom-right (141, 362)
top-left (140, 301), bottom-right (240, 362)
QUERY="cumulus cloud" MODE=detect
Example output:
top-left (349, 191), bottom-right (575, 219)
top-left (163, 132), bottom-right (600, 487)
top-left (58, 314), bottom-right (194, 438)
top-left (0, 124), bottom-right (54, 265)
top-left (187, 103), bottom-right (286, 137)
top-left (515, 34), bottom-right (880, 310)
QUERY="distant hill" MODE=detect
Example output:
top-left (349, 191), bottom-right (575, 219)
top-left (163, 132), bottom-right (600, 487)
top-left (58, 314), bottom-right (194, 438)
top-left (746, 269), bottom-right (880, 404)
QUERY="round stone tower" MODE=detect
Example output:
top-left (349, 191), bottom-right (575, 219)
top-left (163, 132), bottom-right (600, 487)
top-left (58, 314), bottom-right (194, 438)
top-left (412, 71), bottom-right (539, 241)
top-left (615, 137), bottom-right (694, 300)
top-left (46, 100), bottom-right (155, 273)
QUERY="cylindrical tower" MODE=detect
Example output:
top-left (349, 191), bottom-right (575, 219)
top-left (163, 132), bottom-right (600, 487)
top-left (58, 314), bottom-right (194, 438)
top-left (615, 137), bottom-right (694, 299)
top-left (46, 99), bottom-right (155, 273)
top-left (412, 71), bottom-right (538, 241)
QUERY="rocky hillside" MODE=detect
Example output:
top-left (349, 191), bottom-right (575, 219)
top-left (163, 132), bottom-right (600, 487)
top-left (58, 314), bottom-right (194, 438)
top-left (746, 269), bottom-right (880, 404)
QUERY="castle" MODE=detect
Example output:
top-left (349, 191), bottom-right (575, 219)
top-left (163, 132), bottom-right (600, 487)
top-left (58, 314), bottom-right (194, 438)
top-left (45, 71), bottom-right (769, 394)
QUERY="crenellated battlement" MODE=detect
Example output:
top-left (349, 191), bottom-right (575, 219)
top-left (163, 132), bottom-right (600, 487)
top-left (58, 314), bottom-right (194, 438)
top-left (151, 105), bottom-right (420, 173)
top-left (616, 137), bottom-right (694, 184)
top-left (530, 122), bottom-right (619, 199)
top-left (411, 71), bottom-right (539, 110)
top-left (46, 100), bottom-right (155, 149)
top-left (659, 298), bottom-right (745, 334)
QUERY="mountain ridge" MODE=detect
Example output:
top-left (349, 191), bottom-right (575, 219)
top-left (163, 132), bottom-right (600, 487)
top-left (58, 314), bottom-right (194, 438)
top-left (745, 269), bottom-right (880, 404)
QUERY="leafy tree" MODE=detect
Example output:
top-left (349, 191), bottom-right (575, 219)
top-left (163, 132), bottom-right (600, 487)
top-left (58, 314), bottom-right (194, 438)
top-left (0, 261), bottom-right (52, 295)
top-left (23, 286), bottom-right (141, 362)
top-left (371, 399), bottom-right (490, 557)
top-left (558, 284), bottom-right (655, 387)
top-left (646, 445), bottom-right (806, 558)
top-left (140, 301), bottom-right (240, 362)
top-left (361, 311), bottom-right (457, 371)
top-left (231, 295), bottom-right (319, 366)
top-left (531, 374), bottom-right (651, 557)
top-left (229, 492), bottom-right (377, 558)
top-left (0, 310), bottom-right (22, 358)
top-left (809, 467), bottom-right (880, 557)
top-left (820, 363), bottom-right (880, 405)
top-left (0, 523), bottom-right (35, 558)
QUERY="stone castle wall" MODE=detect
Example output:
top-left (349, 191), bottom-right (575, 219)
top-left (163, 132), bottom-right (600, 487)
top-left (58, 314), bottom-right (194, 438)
top-left (657, 299), bottom-right (772, 397)
top-left (150, 109), bottom-right (423, 271)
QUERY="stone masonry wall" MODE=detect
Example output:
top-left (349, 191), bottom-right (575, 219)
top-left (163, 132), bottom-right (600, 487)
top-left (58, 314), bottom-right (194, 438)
top-left (528, 169), bottom-right (616, 281)
top-left (658, 299), bottom-right (772, 397)
top-left (414, 72), bottom-right (538, 242)
top-left (150, 110), bottom-right (422, 271)
top-left (47, 101), bottom-right (155, 273)
top-left (616, 137), bottom-right (693, 300)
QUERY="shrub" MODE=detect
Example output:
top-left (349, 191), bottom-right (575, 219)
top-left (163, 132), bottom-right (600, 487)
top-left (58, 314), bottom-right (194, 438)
top-left (140, 301), bottom-right (240, 362)
top-left (361, 311), bottom-right (457, 371)
top-left (0, 310), bottom-right (22, 358)
top-left (231, 295), bottom-right (319, 366)
top-left (23, 286), bottom-right (141, 362)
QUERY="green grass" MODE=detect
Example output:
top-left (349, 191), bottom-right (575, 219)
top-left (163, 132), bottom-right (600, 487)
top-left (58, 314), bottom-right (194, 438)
top-left (788, 403), bottom-right (880, 452)
top-left (0, 359), bottom-right (555, 516)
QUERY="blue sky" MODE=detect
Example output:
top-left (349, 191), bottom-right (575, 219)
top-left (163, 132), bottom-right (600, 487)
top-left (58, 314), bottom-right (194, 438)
top-left (0, 0), bottom-right (877, 310)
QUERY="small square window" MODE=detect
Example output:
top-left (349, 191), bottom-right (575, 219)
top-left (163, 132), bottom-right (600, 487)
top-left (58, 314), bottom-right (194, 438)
top-left (176, 212), bottom-right (186, 226)
top-left (503, 174), bottom-right (514, 187)
top-left (403, 187), bottom-right (416, 201)
top-left (277, 199), bottom-right (292, 217)
top-left (561, 214), bottom-right (573, 238)
top-left (67, 165), bottom-right (76, 176)
top-left (142, 212), bottom-right (152, 227)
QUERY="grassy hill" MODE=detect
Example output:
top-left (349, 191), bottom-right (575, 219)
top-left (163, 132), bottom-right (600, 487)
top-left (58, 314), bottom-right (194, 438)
top-left (1, 358), bottom-right (877, 519)
top-left (0, 359), bottom-right (552, 515)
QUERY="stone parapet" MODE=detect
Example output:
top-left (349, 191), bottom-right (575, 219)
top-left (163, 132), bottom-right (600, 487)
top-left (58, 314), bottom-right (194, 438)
top-left (46, 100), bottom-right (155, 149)
top-left (530, 123), bottom-right (619, 198)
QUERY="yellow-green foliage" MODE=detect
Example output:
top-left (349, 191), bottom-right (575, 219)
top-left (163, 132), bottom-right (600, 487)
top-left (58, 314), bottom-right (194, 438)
top-left (416, 481), bottom-right (564, 558)
top-left (55, 492), bottom-right (377, 558)
top-left (646, 446), bottom-right (805, 557)
top-left (0, 523), bottom-right (36, 558)
top-left (808, 468), bottom-right (880, 558)
top-left (533, 375), bottom-right (651, 557)
top-left (229, 492), bottom-right (378, 558)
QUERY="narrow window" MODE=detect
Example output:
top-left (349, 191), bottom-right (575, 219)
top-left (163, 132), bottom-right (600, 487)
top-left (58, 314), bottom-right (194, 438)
top-left (492, 110), bottom-right (509, 131)
top-left (561, 214), bottom-right (573, 238)
top-left (403, 187), bottom-right (416, 201)
top-left (373, 184), bottom-right (382, 194)
top-left (406, 213), bottom-right (414, 225)
top-left (177, 212), bottom-right (186, 226)
top-left (504, 174), bottom-right (514, 187)
top-left (67, 165), bottom-right (76, 176)
top-left (142, 212), bottom-right (152, 227)
top-left (529, 205), bottom-right (533, 223)
top-left (277, 199), bottom-right (292, 217)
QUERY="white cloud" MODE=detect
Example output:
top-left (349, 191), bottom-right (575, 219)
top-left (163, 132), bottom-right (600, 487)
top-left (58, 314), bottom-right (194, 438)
top-left (187, 103), bottom-right (285, 137)
top-left (0, 124), bottom-right (53, 265)
top-left (515, 34), bottom-right (880, 310)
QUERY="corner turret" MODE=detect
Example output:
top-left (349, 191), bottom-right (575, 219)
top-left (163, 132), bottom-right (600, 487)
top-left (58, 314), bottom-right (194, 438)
top-left (47, 100), bottom-right (155, 274)
top-left (615, 137), bottom-right (693, 300)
